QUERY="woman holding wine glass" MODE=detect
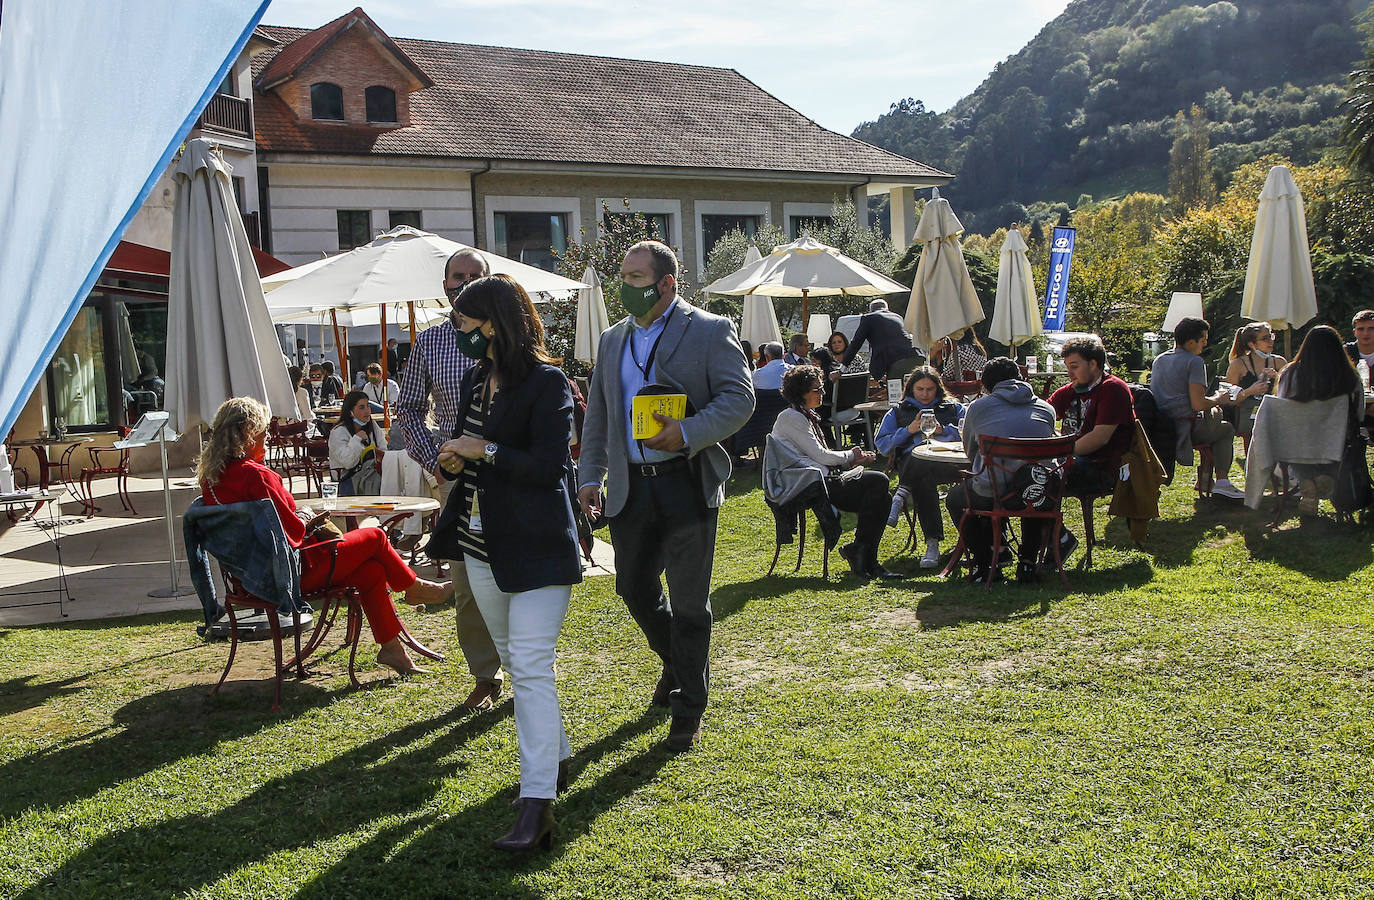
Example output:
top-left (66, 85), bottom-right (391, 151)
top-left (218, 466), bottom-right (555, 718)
top-left (771, 365), bottom-right (900, 579)
top-left (874, 367), bottom-right (966, 569)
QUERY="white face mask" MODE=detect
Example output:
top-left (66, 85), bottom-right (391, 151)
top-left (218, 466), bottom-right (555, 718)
top-left (1253, 347), bottom-right (1272, 360)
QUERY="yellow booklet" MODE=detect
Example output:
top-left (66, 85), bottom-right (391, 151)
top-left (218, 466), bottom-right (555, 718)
top-left (632, 393), bottom-right (687, 439)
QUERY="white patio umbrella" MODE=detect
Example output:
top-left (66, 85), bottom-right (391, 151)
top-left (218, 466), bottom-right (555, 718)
top-left (989, 228), bottom-right (1041, 353)
top-left (260, 252), bottom-right (341, 292)
top-left (703, 235), bottom-right (906, 326)
top-left (904, 193), bottom-right (985, 351)
top-left (574, 266), bottom-right (611, 364)
top-left (166, 139), bottom-right (298, 433)
top-left (736, 246), bottom-right (783, 347)
top-left (1241, 165), bottom-right (1317, 356)
top-left (269, 303), bottom-right (449, 329)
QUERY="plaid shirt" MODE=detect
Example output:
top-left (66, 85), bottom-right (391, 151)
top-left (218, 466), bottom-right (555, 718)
top-left (398, 318), bottom-right (474, 473)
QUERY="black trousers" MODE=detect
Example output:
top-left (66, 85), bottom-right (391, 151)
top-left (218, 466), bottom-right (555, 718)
top-left (826, 468), bottom-right (891, 555)
top-left (945, 483), bottom-right (1048, 568)
top-left (1065, 455), bottom-right (1118, 497)
top-left (897, 455), bottom-right (963, 541)
top-left (608, 467), bottom-right (717, 719)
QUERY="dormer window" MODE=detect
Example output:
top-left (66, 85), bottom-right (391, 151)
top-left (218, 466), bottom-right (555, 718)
top-left (310, 82), bottom-right (344, 120)
top-left (365, 86), bottom-right (397, 123)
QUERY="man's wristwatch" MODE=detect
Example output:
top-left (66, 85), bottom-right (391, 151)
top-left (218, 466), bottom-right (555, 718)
top-left (483, 442), bottom-right (498, 464)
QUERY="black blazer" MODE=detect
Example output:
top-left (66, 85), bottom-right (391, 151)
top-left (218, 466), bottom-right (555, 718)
top-left (428, 363), bottom-right (582, 593)
top-left (844, 310), bottom-right (918, 380)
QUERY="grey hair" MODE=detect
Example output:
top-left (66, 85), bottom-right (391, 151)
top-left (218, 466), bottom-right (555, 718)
top-left (763, 341), bottom-right (785, 361)
top-left (869, 299), bottom-right (889, 313)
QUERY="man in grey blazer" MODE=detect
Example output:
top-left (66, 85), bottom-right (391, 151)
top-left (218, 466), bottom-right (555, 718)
top-left (578, 240), bottom-right (755, 752)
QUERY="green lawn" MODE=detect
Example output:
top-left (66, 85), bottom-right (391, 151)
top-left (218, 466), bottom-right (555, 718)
top-left (3, 469), bottom-right (1374, 898)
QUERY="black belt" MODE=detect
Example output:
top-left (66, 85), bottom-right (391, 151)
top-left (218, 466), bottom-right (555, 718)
top-left (629, 457), bottom-right (690, 478)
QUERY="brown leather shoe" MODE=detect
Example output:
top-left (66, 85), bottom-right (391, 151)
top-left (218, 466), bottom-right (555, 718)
top-left (461, 680), bottom-right (503, 710)
top-left (665, 715), bottom-right (702, 752)
top-left (492, 798), bottom-right (555, 852)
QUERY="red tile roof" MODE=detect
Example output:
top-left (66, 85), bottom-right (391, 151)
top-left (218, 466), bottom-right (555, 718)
top-left (252, 23), bottom-right (949, 181)
top-left (256, 8), bottom-right (431, 92)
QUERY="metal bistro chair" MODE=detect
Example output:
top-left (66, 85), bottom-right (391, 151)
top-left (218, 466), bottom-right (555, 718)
top-left (942, 434), bottom-right (1077, 588)
top-left (76, 425), bottom-right (135, 517)
top-left (826, 372), bottom-right (870, 447)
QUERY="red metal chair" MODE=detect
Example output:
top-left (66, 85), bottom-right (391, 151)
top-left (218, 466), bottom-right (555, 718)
top-left (1078, 489), bottom-right (1115, 569)
top-left (945, 380), bottom-right (983, 403)
top-left (942, 434), bottom-right (1077, 588)
top-left (76, 425), bottom-right (135, 517)
top-left (1177, 416), bottom-right (1215, 497)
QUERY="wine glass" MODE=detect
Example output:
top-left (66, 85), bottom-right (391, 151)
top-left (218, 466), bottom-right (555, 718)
top-left (919, 411), bottom-right (938, 441)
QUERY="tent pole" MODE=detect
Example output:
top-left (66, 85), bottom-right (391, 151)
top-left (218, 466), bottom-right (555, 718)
top-left (408, 301), bottom-right (418, 346)
top-left (380, 304), bottom-right (391, 428)
top-left (329, 309), bottom-right (345, 376)
top-left (801, 289), bottom-right (809, 332)
top-left (1285, 327), bottom-right (1292, 359)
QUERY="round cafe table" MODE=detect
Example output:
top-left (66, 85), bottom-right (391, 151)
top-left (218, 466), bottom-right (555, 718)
top-left (326, 493), bottom-right (439, 532)
top-left (909, 440), bottom-right (970, 466)
top-left (9, 436), bottom-right (93, 518)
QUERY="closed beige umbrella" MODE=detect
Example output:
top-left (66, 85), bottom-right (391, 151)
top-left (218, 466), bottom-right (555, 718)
top-left (904, 194), bottom-right (985, 351)
top-left (989, 228), bottom-right (1041, 353)
top-left (574, 266), bottom-right (611, 364)
top-left (1242, 165), bottom-right (1317, 356)
top-left (736, 246), bottom-right (783, 347)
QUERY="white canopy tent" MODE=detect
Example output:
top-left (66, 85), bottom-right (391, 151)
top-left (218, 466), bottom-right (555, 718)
top-left (0, 0), bottom-right (272, 439)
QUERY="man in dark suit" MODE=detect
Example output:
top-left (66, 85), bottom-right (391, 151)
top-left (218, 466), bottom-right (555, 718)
top-left (841, 299), bottom-right (920, 380)
top-left (578, 241), bottom-right (755, 753)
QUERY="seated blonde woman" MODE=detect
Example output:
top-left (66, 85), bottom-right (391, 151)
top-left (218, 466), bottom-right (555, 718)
top-left (199, 396), bottom-right (450, 674)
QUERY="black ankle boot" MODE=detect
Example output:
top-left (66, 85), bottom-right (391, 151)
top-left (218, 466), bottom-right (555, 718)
top-left (839, 542), bottom-right (871, 579)
top-left (493, 798), bottom-right (555, 851)
top-left (557, 758), bottom-right (570, 795)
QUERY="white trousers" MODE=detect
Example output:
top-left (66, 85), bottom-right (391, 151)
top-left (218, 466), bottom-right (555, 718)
top-left (464, 556), bottom-right (571, 799)
top-left (380, 449), bottom-right (437, 535)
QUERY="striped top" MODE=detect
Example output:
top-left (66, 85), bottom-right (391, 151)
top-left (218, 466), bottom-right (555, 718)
top-left (455, 372), bottom-right (490, 563)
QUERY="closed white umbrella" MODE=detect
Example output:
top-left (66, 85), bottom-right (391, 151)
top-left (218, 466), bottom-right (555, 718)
top-left (704, 235), bottom-right (906, 325)
top-left (737, 246), bottom-right (782, 347)
top-left (574, 266), bottom-right (611, 364)
top-left (165, 138), bottom-right (298, 433)
top-left (1242, 165), bottom-right (1317, 354)
top-left (989, 228), bottom-right (1041, 352)
top-left (904, 194), bottom-right (985, 351)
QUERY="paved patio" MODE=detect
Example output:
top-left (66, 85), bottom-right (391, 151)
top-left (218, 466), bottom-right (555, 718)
top-left (0, 469), bottom-right (615, 627)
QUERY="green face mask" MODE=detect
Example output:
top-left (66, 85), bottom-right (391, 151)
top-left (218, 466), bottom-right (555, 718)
top-left (455, 324), bottom-right (489, 360)
top-left (620, 279), bottom-right (662, 318)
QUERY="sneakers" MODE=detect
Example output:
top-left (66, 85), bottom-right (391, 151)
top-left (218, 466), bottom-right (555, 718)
top-left (920, 540), bottom-right (941, 569)
top-left (1212, 478), bottom-right (1245, 500)
top-left (887, 487), bottom-right (911, 528)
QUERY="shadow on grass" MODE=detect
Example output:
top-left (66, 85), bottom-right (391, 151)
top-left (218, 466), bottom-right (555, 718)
top-left (22, 707), bottom-right (671, 898)
top-left (292, 712), bottom-right (673, 897)
top-left (0, 682), bottom-right (345, 823)
top-left (914, 557), bottom-right (1156, 630)
top-left (1241, 513), bottom-right (1374, 580)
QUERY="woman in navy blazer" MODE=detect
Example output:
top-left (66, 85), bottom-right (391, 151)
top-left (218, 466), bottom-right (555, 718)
top-left (428, 274), bottom-right (581, 852)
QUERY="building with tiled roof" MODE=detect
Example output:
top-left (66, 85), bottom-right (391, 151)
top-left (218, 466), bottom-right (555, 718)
top-left (246, 7), bottom-right (950, 278)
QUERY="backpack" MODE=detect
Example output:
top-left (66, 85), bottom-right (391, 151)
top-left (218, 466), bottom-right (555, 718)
top-left (1332, 414), bottom-right (1372, 515)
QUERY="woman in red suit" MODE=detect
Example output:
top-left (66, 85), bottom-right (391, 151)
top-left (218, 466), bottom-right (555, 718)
top-left (198, 397), bottom-right (450, 675)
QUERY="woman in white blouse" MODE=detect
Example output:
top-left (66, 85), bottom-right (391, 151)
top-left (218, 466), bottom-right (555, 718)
top-left (770, 365), bottom-right (899, 580)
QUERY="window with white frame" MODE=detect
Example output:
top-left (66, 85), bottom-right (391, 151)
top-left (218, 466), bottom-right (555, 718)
top-left (695, 200), bottom-right (770, 273)
top-left (597, 199), bottom-right (680, 247)
top-left (486, 197), bottom-right (580, 273)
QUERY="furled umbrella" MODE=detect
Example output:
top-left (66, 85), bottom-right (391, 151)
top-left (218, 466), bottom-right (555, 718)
top-left (574, 266), bottom-right (611, 365)
top-left (903, 192), bottom-right (985, 352)
top-left (165, 138), bottom-right (298, 434)
top-left (1241, 165), bottom-right (1317, 356)
top-left (736, 245), bottom-right (783, 348)
top-left (704, 235), bottom-right (906, 327)
top-left (989, 228), bottom-right (1041, 355)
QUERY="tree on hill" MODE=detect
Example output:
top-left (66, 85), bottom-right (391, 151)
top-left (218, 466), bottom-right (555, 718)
top-left (1168, 104), bottom-right (1218, 212)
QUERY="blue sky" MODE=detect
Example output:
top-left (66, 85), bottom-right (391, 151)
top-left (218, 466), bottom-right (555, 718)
top-left (261, 0), bottom-right (1073, 134)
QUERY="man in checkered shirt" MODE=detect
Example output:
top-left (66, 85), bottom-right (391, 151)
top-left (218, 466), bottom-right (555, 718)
top-left (397, 248), bottom-right (503, 710)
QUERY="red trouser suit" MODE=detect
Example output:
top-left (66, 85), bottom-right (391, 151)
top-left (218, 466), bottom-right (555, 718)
top-left (300, 527), bottom-right (412, 644)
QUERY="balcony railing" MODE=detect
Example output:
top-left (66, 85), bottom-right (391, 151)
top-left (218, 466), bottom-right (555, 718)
top-left (196, 94), bottom-right (253, 139)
